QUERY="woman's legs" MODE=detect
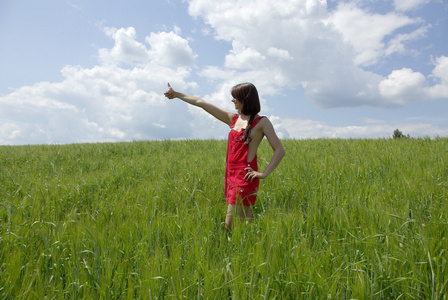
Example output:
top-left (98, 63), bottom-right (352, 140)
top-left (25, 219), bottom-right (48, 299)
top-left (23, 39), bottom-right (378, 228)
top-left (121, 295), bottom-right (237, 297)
top-left (225, 203), bottom-right (253, 230)
top-left (225, 204), bottom-right (235, 230)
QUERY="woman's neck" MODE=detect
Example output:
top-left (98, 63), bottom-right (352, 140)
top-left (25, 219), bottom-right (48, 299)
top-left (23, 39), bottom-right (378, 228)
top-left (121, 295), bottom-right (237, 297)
top-left (239, 113), bottom-right (258, 120)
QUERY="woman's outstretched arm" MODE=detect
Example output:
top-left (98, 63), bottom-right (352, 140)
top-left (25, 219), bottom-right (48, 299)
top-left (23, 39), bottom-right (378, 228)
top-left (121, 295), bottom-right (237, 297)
top-left (164, 83), bottom-right (234, 126)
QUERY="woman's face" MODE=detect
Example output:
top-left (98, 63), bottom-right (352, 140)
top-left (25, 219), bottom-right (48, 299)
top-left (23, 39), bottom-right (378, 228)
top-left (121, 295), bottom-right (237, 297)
top-left (232, 98), bottom-right (242, 111)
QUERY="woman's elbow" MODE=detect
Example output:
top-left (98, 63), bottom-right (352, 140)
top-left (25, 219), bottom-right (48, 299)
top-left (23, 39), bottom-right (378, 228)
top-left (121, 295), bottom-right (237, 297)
top-left (277, 146), bottom-right (285, 158)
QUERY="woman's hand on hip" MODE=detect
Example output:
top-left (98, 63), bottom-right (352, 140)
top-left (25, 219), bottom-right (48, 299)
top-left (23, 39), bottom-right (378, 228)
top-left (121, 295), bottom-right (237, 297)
top-left (244, 167), bottom-right (265, 181)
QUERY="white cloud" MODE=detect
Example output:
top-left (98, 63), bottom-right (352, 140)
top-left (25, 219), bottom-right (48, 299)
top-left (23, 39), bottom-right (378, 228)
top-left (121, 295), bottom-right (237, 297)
top-left (199, 66), bottom-right (236, 81)
top-left (0, 28), bottom-right (200, 145)
top-left (188, 0), bottom-right (445, 109)
top-left (267, 47), bottom-right (293, 61)
top-left (146, 31), bottom-right (198, 67)
top-left (99, 27), bottom-right (150, 66)
top-left (427, 55), bottom-right (448, 99)
top-left (0, 123), bottom-right (21, 140)
top-left (225, 40), bottom-right (266, 69)
top-left (385, 25), bottom-right (430, 56)
top-left (271, 116), bottom-right (393, 139)
top-left (394, 0), bottom-right (432, 11)
top-left (98, 27), bottom-right (197, 68)
top-left (271, 116), bottom-right (448, 139)
top-left (189, 0), bottom-right (355, 97)
top-left (379, 68), bottom-right (426, 105)
top-left (375, 55), bottom-right (448, 106)
top-left (328, 2), bottom-right (419, 66)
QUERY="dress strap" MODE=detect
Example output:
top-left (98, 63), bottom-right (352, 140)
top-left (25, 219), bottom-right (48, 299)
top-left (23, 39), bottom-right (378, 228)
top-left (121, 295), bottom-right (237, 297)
top-left (251, 116), bottom-right (265, 128)
top-left (230, 114), bottom-right (239, 127)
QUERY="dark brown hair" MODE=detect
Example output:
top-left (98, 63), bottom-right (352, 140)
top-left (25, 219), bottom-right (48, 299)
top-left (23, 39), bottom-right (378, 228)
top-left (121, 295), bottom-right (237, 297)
top-left (231, 83), bottom-right (261, 144)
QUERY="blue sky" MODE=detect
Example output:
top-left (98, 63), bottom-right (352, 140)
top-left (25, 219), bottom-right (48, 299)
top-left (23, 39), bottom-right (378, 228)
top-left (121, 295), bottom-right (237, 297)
top-left (1, 0), bottom-right (447, 145)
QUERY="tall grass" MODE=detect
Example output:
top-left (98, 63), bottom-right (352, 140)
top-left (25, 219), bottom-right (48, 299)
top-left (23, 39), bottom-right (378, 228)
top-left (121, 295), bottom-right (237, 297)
top-left (1, 138), bottom-right (447, 298)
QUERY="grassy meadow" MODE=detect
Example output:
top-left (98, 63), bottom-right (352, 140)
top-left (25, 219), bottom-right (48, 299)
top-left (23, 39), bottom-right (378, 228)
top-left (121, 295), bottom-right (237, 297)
top-left (1, 138), bottom-right (447, 299)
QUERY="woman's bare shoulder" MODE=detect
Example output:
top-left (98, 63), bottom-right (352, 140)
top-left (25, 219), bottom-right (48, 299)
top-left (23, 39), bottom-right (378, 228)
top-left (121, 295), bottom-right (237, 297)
top-left (258, 116), bottom-right (278, 136)
top-left (258, 116), bottom-right (273, 127)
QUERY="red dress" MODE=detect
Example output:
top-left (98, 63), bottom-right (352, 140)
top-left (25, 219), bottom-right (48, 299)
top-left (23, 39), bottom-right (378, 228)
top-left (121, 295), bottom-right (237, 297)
top-left (225, 114), bottom-right (265, 205)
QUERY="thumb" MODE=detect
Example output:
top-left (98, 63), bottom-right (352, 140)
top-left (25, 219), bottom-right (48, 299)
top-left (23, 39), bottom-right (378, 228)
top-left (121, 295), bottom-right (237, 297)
top-left (167, 83), bottom-right (172, 89)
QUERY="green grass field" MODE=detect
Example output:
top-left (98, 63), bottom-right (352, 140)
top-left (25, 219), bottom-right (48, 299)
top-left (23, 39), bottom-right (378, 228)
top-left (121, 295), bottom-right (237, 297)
top-left (1, 138), bottom-right (447, 299)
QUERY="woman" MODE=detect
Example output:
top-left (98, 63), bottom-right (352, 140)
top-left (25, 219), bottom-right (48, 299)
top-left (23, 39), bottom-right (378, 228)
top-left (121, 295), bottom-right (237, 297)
top-left (164, 82), bottom-right (285, 230)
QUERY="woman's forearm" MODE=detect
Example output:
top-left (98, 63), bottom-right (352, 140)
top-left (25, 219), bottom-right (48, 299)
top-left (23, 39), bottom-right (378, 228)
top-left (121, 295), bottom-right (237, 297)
top-left (172, 91), bottom-right (206, 108)
top-left (170, 90), bottom-right (233, 125)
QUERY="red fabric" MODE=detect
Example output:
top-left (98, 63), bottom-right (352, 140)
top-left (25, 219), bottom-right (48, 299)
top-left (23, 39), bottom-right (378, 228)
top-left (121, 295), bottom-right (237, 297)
top-left (225, 114), bottom-right (265, 205)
